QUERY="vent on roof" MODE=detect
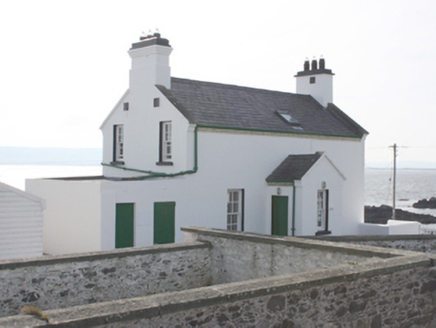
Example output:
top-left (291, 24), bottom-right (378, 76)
top-left (276, 111), bottom-right (303, 130)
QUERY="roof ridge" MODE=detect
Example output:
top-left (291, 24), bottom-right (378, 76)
top-left (171, 77), bottom-right (308, 98)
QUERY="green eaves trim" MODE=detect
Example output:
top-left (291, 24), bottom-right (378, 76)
top-left (266, 180), bottom-right (295, 184)
top-left (196, 125), bottom-right (363, 140)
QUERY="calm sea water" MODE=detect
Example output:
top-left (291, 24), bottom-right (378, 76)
top-left (365, 168), bottom-right (436, 216)
top-left (1, 165), bottom-right (436, 217)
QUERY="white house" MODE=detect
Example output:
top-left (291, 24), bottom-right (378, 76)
top-left (26, 33), bottom-right (368, 255)
top-left (0, 182), bottom-right (45, 260)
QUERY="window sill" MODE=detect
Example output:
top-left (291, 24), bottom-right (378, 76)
top-left (156, 161), bottom-right (173, 166)
top-left (111, 161), bottom-right (125, 166)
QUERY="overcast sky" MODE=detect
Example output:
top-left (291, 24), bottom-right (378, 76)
top-left (0, 0), bottom-right (435, 167)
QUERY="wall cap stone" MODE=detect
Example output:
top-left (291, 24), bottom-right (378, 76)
top-left (182, 227), bottom-right (418, 259)
top-left (0, 241), bottom-right (210, 270)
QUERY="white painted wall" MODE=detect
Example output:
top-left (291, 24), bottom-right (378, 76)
top-left (298, 156), bottom-right (345, 236)
top-left (359, 220), bottom-right (422, 235)
top-left (26, 126), bottom-right (365, 254)
top-left (0, 182), bottom-right (45, 260)
top-left (296, 73), bottom-right (333, 107)
top-left (26, 179), bottom-right (102, 255)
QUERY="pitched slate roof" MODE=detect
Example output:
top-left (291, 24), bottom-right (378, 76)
top-left (156, 78), bottom-right (367, 138)
top-left (266, 152), bottom-right (323, 182)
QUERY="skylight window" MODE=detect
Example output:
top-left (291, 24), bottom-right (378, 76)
top-left (276, 111), bottom-right (302, 128)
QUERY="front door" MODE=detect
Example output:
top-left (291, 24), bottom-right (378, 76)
top-left (272, 196), bottom-right (288, 236)
top-left (115, 203), bottom-right (134, 248)
top-left (154, 202), bottom-right (175, 244)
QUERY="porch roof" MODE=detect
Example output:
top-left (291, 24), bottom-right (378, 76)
top-left (266, 152), bottom-right (323, 183)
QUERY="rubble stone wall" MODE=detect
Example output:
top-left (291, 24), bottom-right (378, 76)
top-left (0, 242), bottom-right (211, 318)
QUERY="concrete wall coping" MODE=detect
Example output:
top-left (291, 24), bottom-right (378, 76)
top-left (0, 252), bottom-right (431, 327)
top-left (181, 227), bottom-right (419, 259)
top-left (308, 234), bottom-right (436, 242)
top-left (0, 241), bottom-right (210, 270)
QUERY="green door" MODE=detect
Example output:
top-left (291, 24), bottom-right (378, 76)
top-left (115, 203), bottom-right (134, 248)
top-left (154, 202), bottom-right (175, 244)
top-left (272, 196), bottom-right (288, 236)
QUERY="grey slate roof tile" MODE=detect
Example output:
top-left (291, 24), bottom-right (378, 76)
top-left (266, 152), bottom-right (323, 182)
top-left (156, 77), bottom-right (367, 138)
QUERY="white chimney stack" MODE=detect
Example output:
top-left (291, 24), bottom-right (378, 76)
top-left (295, 57), bottom-right (334, 107)
top-left (128, 33), bottom-right (172, 91)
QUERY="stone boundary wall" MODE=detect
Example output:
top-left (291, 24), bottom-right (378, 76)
top-left (0, 241), bottom-right (211, 318)
top-left (1, 228), bottom-right (435, 327)
top-left (182, 227), bottom-right (399, 284)
top-left (315, 234), bottom-right (436, 253)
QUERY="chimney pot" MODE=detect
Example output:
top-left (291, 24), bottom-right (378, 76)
top-left (319, 57), bottom-right (325, 69)
top-left (311, 58), bottom-right (318, 70)
top-left (304, 59), bottom-right (310, 71)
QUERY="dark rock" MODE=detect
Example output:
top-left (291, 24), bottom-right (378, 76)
top-left (228, 305), bottom-right (240, 313)
top-left (413, 197), bottom-right (436, 209)
top-left (275, 319), bottom-right (295, 328)
top-left (365, 205), bottom-right (436, 224)
top-left (371, 314), bottom-right (382, 328)
top-left (336, 306), bottom-right (347, 318)
top-left (334, 286), bottom-right (347, 295)
top-left (216, 313), bottom-right (229, 324)
top-left (420, 280), bottom-right (436, 294)
top-left (60, 290), bottom-right (70, 297)
top-left (349, 301), bottom-right (367, 313)
top-left (102, 267), bottom-right (116, 274)
top-left (267, 295), bottom-right (286, 312)
top-left (361, 289), bottom-right (377, 299)
top-left (310, 289), bottom-right (319, 300)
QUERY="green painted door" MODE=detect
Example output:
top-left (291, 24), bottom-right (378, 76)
top-left (272, 196), bottom-right (288, 236)
top-left (154, 202), bottom-right (175, 244)
top-left (115, 203), bottom-right (134, 248)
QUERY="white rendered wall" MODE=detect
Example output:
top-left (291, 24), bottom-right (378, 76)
top-left (101, 88), bottom-right (192, 178)
top-left (0, 183), bottom-right (44, 260)
top-left (98, 129), bottom-right (365, 246)
top-left (26, 179), bottom-right (102, 255)
top-left (298, 156), bottom-right (345, 236)
top-left (296, 74), bottom-right (333, 107)
top-left (195, 130), bottom-right (365, 236)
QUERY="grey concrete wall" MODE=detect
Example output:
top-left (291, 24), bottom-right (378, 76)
top-left (0, 242), bottom-right (211, 318)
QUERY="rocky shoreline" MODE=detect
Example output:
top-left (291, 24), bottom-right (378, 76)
top-left (365, 205), bottom-right (436, 225)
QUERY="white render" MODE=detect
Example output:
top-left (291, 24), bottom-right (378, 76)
top-left (26, 35), bottom-right (367, 255)
top-left (26, 179), bottom-right (101, 255)
top-left (0, 182), bottom-right (45, 260)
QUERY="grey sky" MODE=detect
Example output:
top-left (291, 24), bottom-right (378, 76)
top-left (0, 0), bottom-right (435, 167)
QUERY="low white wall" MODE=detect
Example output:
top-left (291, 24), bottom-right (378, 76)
top-left (359, 220), bottom-right (422, 236)
top-left (26, 179), bottom-right (102, 255)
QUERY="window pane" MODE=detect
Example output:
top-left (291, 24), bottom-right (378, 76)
top-left (233, 203), bottom-right (239, 213)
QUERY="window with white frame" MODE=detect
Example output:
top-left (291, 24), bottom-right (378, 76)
top-left (227, 189), bottom-right (244, 231)
top-left (114, 124), bottom-right (124, 162)
top-left (160, 121), bottom-right (172, 162)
